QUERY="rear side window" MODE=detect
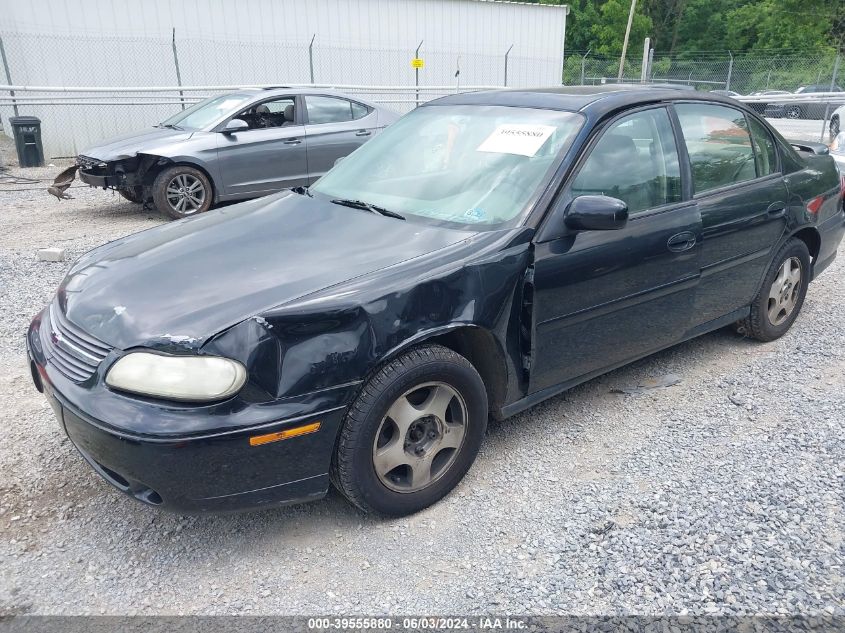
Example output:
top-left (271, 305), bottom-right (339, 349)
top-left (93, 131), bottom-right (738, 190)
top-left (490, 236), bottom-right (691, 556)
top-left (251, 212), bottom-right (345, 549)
top-left (306, 96), bottom-right (371, 124)
top-left (746, 116), bottom-right (778, 177)
top-left (570, 107), bottom-right (682, 214)
top-left (351, 102), bottom-right (371, 120)
top-left (675, 103), bottom-right (756, 194)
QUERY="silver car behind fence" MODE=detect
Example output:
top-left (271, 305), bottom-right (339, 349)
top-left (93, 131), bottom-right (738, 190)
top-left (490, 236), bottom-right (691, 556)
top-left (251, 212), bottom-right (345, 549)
top-left (49, 88), bottom-right (399, 219)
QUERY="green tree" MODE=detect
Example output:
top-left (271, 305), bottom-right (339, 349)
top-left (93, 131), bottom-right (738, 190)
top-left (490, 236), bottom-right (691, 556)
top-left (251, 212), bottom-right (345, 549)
top-left (590, 0), bottom-right (654, 56)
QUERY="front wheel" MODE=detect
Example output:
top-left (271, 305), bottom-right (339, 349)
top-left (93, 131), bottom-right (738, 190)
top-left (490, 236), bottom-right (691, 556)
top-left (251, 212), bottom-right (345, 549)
top-left (118, 186), bottom-right (145, 204)
top-left (152, 166), bottom-right (213, 220)
top-left (737, 238), bottom-right (811, 342)
top-left (830, 116), bottom-right (840, 142)
top-left (786, 105), bottom-right (802, 120)
top-left (331, 344), bottom-right (488, 516)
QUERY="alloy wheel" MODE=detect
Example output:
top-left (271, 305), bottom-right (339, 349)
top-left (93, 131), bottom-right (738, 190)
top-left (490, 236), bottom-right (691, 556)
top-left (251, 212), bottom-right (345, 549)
top-left (372, 382), bottom-right (467, 493)
top-left (165, 173), bottom-right (206, 215)
top-left (786, 106), bottom-right (801, 120)
top-left (767, 256), bottom-right (802, 326)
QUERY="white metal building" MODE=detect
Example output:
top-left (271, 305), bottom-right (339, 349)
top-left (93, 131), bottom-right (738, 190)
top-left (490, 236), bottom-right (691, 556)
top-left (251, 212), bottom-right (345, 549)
top-left (0, 0), bottom-right (569, 156)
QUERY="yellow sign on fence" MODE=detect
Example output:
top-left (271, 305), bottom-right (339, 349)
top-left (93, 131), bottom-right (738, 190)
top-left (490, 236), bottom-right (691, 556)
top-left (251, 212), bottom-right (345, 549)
top-left (411, 58), bottom-right (425, 69)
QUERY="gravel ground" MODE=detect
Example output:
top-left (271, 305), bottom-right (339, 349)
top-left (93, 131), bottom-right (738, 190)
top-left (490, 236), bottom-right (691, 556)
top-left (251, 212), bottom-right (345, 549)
top-left (1, 127), bottom-right (843, 617)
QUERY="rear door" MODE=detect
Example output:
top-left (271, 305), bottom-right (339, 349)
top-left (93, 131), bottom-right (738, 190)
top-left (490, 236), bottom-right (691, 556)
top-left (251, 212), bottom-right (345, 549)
top-left (303, 95), bottom-right (379, 182)
top-left (216, 95), bottom-right (309, 196)
top-left (530, 106), bottom-right (702, 393)
top-left (673, 103), bottom-right (788, 325)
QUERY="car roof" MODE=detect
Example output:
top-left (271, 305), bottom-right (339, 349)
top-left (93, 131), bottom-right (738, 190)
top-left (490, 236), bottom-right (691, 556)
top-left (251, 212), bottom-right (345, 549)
top-left (236, 86), bottom-right (378, 103)
top-left (426, 84), bottom-right (742, 118)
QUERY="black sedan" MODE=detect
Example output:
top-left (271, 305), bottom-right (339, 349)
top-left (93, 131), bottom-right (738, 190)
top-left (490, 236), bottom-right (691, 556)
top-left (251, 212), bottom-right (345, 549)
top-left (27, 86), bottom-right (845, 516)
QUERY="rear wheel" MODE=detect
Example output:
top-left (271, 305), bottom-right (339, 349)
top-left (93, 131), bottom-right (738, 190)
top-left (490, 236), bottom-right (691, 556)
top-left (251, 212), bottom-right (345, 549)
top-left (830, 115), bottom-right (840, 142)
top-left (737, 238), bottom-right (810, 342)
top-left (152, 166), bottom-right (213, 220)
top-left (331, 344), bottom-right (487, 516)
top-left (786, 105), bottom-right (802, 120)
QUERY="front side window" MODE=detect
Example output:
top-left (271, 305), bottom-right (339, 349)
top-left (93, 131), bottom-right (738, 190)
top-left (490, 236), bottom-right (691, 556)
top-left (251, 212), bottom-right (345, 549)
top-left (675, 103), bottom-right (756, 194)
top-left (160, 93), bottom-right (255, 131)
top-left (234, 97), bottom-right (296, 130)
top-left (306, 96), bottom-right (356, 124)
top-left (311, 105), bottom-right (584, 229)
top-left (747, 116), bottom-right (778, 177)
top-left (570, 108), bottom-right (682, 214)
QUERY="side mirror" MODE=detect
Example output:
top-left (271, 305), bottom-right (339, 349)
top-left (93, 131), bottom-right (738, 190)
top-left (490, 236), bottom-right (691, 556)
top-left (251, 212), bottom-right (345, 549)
top-left (564, 195), bottom-right (629, 231)
top-left (222, 118), bottom-right (249, 134)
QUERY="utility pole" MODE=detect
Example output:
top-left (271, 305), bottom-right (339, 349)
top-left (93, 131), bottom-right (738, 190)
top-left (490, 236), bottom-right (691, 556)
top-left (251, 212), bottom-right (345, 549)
top-left (618, 0), bottom-right (638, 82)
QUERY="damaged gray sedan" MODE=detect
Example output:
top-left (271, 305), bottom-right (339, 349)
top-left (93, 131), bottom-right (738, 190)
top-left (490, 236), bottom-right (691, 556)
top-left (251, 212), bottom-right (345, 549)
top-left (61, 88), bottom-right (397, 218)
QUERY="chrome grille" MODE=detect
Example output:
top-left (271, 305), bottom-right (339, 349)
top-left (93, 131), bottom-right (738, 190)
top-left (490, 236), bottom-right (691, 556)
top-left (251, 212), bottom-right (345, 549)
top-left (44, 302), bottom-right (111, 382)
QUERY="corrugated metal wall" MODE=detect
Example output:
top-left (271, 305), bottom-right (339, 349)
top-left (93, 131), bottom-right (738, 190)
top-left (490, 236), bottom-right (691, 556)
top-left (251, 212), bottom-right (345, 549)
top-left (0, 0), bottom-right (568, 156)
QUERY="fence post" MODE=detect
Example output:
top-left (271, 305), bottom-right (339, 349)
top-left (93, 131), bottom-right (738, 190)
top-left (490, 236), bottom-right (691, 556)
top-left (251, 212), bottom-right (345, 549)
top-left (725, 50), bottom-right (733, 91)
top-left (640, 37), bottom-right (650, 83)
top-left (171, 28), bottom-right (185, 110)
top-left (0, 34), bottom-right (17, 117)
top-left (580, 49), bottom-right (590, 85)
top-left (415, 40), bottom-right (423, 107)
top-left (504, 44), bottom-right (513, 87)
top-left (309, 34), bottom-right (316, 84)
top-left (820, 52), bottom-right (841, 142)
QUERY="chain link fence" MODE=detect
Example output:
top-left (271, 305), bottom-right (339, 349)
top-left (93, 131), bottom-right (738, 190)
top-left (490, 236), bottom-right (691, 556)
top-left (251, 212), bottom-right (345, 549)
top-left (0, 30), bottom-right (566, 156)
top-left (1, 28), bottom-right (842, 157)
top-left (564, 50), bottom-right (842, 94)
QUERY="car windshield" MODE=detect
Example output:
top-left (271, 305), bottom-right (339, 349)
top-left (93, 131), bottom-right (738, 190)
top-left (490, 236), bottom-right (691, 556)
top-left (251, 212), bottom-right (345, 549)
top-left (311, 105), bottom-right (584, 230)
top-left (159, 93), bottom-right (256, 131)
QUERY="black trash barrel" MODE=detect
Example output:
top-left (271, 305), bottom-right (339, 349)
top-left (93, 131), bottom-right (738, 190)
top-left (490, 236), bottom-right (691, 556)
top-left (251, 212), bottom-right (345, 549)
top-left (9, 116), bottom-right (45, 167)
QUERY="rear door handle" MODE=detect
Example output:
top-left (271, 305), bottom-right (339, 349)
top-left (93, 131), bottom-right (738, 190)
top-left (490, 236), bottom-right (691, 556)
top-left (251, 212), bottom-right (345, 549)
top-left (767, 204), bottom-right (786, 218)
top-left (667, 231), bottom-right (697, 252)
top-left (283, 138), bottom-right (301, 145)
top-left (355, 130), bottom-right (372, 137)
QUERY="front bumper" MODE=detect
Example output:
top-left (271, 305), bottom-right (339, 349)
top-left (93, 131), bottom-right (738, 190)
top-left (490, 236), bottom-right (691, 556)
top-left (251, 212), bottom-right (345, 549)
top-left (78, 169), bottom-right (114, 189)
top-left (27, 313), bottom-right (352, 514)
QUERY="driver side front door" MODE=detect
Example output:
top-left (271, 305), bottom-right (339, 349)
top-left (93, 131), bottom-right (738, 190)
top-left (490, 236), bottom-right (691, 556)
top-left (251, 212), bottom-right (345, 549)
top-left (216, 95), bottom-right (309, 197)
top-left (530, 106), bottom-right (702, 393)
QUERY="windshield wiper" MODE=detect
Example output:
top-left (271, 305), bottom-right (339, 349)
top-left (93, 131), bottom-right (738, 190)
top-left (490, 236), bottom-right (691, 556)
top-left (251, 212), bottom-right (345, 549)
top-left (330, 198), bottom-right (405, 220)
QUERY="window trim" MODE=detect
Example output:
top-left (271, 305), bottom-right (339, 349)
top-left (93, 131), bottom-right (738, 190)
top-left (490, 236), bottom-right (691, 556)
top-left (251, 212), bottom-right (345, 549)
top-left (672, 101), bottom-right (779, 198)
top-left (744, 112), bottom-right (782, 178)
top-left (535, 104), bottom-right (688, 243)
top-left (303, 94), bottom-right (372, 126)
top-left (213, 94), bottom-right (303, 132)
top-left (565, 105), bottom-right (685, 217)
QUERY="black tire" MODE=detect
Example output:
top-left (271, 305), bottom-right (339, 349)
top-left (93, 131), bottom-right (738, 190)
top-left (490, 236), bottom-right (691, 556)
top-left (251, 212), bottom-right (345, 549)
top-left (830, 116), bottom-right (840, 142)
top-left (786, 105), bottom-right (802, 120)
top-left (737, 238), bottom-right (811, 342)
top-left (118, 186), bottom-right (145, 204)
top-left (331, 344), bottom-right (488, 516)
top-left (152, 165), bottom-right (213, 220)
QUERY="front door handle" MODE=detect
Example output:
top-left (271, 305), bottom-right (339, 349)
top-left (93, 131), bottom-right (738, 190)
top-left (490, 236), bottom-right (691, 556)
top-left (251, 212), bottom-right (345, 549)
top-left (355, 130), bottom-right (372, 137)
top-left (667, 231), bottom-right (697, 252)
top-left (283, 138), bottom-right (301, 145)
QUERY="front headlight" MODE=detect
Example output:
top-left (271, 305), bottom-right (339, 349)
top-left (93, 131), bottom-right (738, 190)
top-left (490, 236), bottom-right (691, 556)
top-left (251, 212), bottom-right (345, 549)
top-left (105, 352), bottom-right (247, 402)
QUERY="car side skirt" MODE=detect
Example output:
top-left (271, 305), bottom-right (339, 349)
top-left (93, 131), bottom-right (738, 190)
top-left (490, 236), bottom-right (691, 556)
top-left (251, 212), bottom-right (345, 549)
top-left (500, 306), bottom-right (749, 419)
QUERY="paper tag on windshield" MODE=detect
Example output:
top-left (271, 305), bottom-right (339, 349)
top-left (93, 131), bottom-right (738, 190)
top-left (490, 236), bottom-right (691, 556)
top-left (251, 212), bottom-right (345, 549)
top-left (477, 124), bottom-right (556, 157)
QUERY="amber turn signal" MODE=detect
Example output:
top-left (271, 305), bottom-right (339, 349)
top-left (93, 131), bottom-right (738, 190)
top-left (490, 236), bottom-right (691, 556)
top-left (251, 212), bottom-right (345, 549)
top-left (249, 421), bottom-right (321, 446)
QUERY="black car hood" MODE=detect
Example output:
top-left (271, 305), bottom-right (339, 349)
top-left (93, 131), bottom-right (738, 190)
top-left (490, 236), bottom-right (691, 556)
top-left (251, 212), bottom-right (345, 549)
top-left (60, 192), bottom-right (474, 350)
